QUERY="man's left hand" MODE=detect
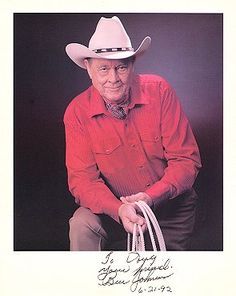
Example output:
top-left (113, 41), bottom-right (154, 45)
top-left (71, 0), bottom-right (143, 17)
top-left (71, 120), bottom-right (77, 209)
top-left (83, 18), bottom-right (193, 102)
top-left (120, 192), bottom-right (153, 207)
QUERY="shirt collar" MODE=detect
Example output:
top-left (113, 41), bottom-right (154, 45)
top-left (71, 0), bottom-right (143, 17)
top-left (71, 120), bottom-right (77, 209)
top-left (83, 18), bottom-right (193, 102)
top-left (89, 75), bottom-right (149, 118)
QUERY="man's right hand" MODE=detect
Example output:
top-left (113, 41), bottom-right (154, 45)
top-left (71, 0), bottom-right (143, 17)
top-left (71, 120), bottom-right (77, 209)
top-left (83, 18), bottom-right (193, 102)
top-left (118, 203), bottom-right (146, 234)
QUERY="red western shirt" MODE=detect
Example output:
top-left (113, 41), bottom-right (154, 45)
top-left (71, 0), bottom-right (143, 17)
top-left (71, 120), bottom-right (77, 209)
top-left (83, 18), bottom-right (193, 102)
top-left (64, 74), bottom-right (201, 222)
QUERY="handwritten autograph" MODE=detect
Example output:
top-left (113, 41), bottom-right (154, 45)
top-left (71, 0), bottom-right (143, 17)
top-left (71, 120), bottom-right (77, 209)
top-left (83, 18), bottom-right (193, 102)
top-left (98, 251), bottom-right (174, 293)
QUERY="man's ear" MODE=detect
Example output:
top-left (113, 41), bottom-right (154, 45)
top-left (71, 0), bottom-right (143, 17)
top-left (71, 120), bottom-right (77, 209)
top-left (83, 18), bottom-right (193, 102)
top-left (84, 59), bottom-right (92, 79)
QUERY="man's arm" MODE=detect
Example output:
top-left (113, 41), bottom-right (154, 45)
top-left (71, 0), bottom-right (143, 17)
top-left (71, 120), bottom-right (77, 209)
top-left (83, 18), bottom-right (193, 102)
top-left (122, 81), bottom-right (202, 207)
top-left (147, 83), bottom-right (201, 201)
top-left (64, 106), bottom-right (123, 222)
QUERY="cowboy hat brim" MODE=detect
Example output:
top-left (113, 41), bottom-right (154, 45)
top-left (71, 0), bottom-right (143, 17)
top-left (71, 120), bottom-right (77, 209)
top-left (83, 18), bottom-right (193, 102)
top-left (65, 36), bottom-right (151, 69)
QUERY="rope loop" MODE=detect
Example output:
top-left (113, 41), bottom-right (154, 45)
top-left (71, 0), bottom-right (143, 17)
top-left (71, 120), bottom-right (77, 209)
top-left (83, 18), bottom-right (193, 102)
top-left (127, 201), bottom-right (166, 251)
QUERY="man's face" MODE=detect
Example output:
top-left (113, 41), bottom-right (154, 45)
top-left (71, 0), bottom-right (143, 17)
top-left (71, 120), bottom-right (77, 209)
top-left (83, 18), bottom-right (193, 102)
top-left (84, 58), bottom-right (135, 104)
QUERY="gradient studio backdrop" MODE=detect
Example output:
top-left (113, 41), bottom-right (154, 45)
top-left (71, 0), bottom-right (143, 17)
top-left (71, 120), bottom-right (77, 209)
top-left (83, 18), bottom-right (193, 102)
top-left (14, 13), bottom-right (223, 251)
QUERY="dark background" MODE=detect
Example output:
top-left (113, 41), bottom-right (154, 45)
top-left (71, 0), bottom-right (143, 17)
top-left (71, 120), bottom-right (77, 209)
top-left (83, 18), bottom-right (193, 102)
top-left (14, 13), bottom-right (223, 251)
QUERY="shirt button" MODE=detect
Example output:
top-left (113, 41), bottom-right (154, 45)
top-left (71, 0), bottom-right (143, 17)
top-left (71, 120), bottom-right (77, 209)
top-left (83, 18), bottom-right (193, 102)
top-left (139, 165), bottom-right (144, 169)
top-left (131, 144), bottom-right (136, 148)
top-left (146, 183), bottom-right (151, 187)
top-left (105, 149), bottom-right (110, 154)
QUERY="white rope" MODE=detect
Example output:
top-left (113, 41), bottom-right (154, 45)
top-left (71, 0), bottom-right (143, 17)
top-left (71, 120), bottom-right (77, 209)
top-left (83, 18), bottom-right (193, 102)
top-left (127, 201), bottom-right (166, 251)
top-left (137, 224), bottom-right (145, 251)
top-left (138, 200), bottom-right (166, 251)
top-left (135, 201), bottom-right (157, 251)
top-left (132, 223), bottom-right (137, 251)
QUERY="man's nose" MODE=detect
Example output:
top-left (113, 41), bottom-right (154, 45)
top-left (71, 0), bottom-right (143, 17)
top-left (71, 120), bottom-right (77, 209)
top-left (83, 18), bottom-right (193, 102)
top-left (108, 69), bottom-right (120, 83)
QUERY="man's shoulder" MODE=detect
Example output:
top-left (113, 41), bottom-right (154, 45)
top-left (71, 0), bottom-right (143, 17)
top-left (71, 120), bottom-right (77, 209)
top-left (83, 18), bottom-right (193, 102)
top-left (136, 74), bottom-right (173, 96)
top-left (137, 74), bottom-right (171, 88)
top-left (66, 86), bottom-right (92, 109)
top-left (64, 86), bottom-right (92, 122)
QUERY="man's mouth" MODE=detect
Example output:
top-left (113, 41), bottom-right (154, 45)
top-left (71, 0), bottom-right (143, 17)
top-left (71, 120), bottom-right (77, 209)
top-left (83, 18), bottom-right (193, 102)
top-left (107, 85), bottom-right (122, 90)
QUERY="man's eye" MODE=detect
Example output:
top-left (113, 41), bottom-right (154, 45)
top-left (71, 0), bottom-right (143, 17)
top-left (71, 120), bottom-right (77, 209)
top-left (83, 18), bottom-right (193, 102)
top-left (99, 67), bottom-right (108, 72)
top-left (117, 65), bottom-right (128, 72)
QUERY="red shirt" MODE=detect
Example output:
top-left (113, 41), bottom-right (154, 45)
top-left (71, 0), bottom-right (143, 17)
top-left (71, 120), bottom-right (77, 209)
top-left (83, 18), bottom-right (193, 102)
top-left (64, 74), bottom-right (201, 222)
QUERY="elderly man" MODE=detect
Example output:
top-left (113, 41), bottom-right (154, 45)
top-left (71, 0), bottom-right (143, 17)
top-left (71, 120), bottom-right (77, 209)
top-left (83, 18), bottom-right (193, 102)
top-left (64, 16), bottom-right (201, 251)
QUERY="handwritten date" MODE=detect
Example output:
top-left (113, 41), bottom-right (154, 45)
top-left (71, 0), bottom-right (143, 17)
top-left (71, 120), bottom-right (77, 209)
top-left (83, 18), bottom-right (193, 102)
top-left (138, 285), bottom-right (172, 293)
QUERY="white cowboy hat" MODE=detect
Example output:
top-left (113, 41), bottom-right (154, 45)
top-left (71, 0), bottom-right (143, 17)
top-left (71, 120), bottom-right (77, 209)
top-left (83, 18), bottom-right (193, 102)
top-left (65, 16), bottom-right (151, 69)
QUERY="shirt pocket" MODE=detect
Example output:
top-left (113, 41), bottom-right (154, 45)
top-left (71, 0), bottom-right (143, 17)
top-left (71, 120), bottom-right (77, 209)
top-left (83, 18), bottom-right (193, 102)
top-left (139, 131), bottom-right (165, 160)
top-left (92, 136), bottom-right (124, 174)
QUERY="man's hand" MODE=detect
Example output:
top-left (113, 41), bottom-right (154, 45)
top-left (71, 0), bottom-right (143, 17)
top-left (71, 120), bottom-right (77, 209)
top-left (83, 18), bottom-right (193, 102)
top-left (120, 192), bottom-right (153, 207)
top-left (118, 203), bottom-right (146, 234)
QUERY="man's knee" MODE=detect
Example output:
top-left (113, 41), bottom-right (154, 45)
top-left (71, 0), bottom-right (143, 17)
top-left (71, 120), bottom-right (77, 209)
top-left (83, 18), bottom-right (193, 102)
top-left (70, 207), bottom-right (101, 232)
top-left (69, 207), bottom-right (107, 251)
